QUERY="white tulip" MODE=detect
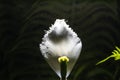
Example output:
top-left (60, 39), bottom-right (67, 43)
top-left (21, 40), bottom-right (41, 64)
top-left (40, 19), bottom-right (82, 79)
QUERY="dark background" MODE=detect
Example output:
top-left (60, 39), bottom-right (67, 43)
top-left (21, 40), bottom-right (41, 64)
top-left (0, 0), bottom-right (120, 80)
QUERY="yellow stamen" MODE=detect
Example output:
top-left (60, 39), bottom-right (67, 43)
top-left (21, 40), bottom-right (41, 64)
top-left (58, 56), bottom-right (69, 63)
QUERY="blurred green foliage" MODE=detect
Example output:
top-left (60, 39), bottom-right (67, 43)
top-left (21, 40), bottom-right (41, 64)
top-left (0, 0), bottom-right (120, 80)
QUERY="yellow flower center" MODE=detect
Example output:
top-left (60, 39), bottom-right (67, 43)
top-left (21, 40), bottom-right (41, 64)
top-left (58, 56), bottom-right (69, 63)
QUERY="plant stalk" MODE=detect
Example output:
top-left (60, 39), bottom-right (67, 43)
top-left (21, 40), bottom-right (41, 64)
top-left (58, 56), bottom-right (69, 80)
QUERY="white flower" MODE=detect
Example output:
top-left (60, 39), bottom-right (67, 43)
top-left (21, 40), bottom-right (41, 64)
top-left (40, 19), bottom-right (82, 78)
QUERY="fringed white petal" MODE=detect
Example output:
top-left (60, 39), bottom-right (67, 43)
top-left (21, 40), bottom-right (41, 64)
top-left (40, 19), bottom-right (82, 78)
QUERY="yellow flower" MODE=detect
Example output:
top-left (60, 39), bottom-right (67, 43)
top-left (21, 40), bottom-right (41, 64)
top-left (96, 46), bottom-right (120, 65)
top-left (40, 19), bottom-right (82, 78)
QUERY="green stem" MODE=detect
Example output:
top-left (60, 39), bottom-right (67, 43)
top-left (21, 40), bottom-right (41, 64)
top-left (58, 56), bottom-right (69, 80)
top-left (96, 55), bottom-right (114, 65)
top-left (60, 60), bottom-right (67, 80)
